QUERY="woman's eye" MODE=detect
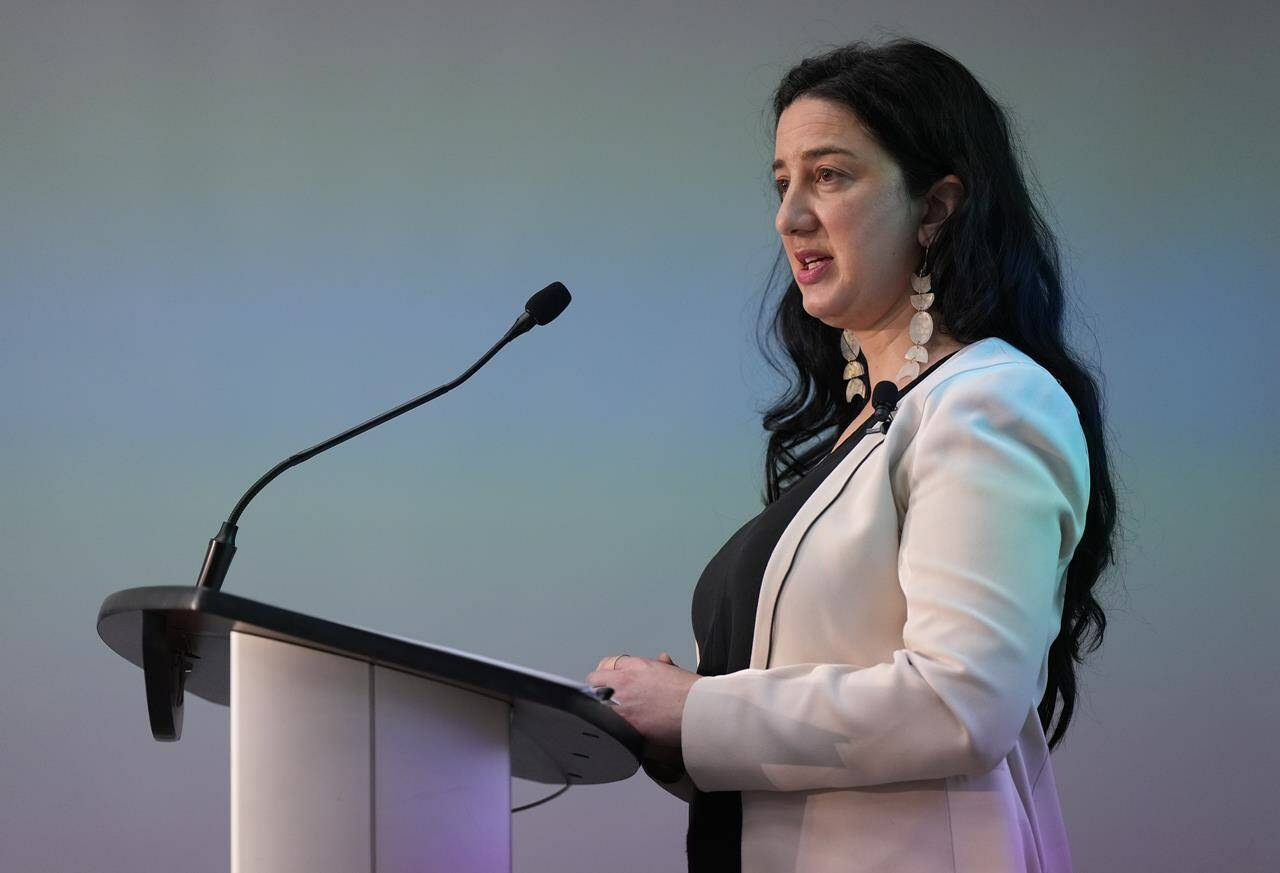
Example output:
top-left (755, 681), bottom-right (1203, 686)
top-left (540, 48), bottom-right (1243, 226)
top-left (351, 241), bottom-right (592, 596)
top-left (775, 168), bottom-right (839, 199)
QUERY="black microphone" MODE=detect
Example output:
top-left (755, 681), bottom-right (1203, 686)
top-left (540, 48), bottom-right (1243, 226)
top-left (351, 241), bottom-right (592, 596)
top-left (866, 380), bottom-right (901, 433)
top-left (510, 281), bottom-right (571, 336)
top-left (194, 282), bottom-right (572, 592)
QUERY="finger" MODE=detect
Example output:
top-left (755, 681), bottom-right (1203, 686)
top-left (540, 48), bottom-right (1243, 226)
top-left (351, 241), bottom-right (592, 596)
top-left (584, 669), bottom-right (620, 687)
top-left (657, 651), bottom-right (678, 667)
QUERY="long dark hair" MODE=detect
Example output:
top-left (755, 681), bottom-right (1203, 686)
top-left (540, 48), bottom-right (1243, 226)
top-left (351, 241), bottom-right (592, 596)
top-left (756, 37), bottom-right (1121, 751)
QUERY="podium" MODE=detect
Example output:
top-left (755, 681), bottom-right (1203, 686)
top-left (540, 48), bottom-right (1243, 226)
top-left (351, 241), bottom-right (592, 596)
top-left (97, 586), bottom-right (643, 873)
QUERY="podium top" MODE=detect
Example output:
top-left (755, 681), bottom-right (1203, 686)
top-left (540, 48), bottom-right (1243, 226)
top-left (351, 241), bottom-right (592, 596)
top-left (97, 586), bottom-right (643, 785)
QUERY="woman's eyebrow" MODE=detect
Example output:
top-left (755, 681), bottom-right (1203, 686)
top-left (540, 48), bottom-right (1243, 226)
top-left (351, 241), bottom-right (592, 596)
top-left (772, 146), bottom-right (859, 172)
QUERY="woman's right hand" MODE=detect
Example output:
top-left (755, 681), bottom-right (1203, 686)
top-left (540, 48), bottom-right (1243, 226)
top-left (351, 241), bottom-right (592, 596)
top-left (640, 652), bottom-right (687, 782)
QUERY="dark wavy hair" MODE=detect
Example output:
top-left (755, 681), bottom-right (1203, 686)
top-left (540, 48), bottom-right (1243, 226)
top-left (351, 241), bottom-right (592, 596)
top-left (756, 37), bottom-right (1121, 751)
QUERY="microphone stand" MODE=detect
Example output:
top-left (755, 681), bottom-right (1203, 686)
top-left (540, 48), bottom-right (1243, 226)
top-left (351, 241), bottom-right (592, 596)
top-left (195, 283), bottom-right (569, 591)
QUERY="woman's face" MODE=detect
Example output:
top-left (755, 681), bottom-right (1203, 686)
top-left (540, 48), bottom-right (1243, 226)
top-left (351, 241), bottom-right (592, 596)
top-left (772, 95), bottom-right (926, 330)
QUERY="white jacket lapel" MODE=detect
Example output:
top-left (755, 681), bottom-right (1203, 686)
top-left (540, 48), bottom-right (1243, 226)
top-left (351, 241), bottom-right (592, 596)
top-left (750, 433), bottom-right (887, 670)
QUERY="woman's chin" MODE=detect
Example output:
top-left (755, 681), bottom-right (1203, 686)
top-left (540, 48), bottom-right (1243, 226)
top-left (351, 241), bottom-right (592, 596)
top-left (797, 284), bottom-right (847, 323)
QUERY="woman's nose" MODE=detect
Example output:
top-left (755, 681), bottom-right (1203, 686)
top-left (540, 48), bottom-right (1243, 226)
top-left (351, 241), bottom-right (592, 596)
top-left (775, 189), bottom-right (819, 236)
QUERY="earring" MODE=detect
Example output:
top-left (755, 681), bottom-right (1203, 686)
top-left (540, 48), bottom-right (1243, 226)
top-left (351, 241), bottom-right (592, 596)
top-left (897, 240), bottom-right (936, 383)
top-left (840, 328), bottom-right (866, 403)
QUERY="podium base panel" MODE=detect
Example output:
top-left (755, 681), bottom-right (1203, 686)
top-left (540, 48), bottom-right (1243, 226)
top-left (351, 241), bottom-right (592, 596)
top-left (231, 630), bottom-right (512, 873)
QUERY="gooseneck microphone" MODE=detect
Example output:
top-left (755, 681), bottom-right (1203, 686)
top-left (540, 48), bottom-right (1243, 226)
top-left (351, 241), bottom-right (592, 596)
top-left (194, 282), bottom-right (572, 592)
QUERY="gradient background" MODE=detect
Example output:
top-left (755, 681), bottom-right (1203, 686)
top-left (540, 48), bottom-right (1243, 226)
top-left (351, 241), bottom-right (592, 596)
top-left (2, 2), bottom-right (1277, 871)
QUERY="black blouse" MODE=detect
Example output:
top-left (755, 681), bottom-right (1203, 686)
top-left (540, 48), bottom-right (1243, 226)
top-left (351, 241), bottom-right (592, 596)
top-left (685, 351), bottom-right (961, 871)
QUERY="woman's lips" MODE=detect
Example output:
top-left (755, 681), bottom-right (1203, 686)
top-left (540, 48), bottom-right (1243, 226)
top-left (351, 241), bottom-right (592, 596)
top-left (797, 257), bottom-right (832, 284)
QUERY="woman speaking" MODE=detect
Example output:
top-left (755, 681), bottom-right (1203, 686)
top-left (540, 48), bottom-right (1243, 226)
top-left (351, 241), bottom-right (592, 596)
top-left (585, 37), bottom-right (1118, 873)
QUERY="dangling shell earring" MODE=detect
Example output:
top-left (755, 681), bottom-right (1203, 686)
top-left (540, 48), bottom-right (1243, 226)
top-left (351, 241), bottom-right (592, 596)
top-left (840, 329), bottom-right (866, 404)
top-left (896, 240), bottom-right (937, 383)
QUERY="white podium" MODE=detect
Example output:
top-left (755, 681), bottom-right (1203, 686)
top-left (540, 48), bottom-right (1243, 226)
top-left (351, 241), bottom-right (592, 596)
top-left (97, 587), bottom-right (642, 873)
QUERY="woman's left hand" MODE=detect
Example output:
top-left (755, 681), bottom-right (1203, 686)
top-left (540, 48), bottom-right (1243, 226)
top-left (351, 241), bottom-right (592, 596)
top-left (585, 652), bottom-right (701, 749)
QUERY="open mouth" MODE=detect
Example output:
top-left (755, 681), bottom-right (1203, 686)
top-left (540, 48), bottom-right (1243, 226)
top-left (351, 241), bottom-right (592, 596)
top-left (797, 257), bottom-right (832, 283)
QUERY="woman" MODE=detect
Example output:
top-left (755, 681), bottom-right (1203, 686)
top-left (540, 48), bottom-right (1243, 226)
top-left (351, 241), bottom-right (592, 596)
top-left (585, 37), bottom-right (1118, 873)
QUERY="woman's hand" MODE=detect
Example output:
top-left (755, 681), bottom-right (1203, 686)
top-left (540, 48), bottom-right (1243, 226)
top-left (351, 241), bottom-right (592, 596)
top-left (585, 651), bottom-right (701, 751)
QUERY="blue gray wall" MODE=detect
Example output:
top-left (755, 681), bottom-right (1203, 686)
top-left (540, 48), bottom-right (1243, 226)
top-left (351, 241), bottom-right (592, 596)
top-left (2, 1), bottom-right (1276, 871)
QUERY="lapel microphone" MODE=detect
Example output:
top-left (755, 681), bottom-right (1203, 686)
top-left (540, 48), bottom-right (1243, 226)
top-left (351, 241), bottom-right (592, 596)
top-left (866, 381), bottom-right (901, 434)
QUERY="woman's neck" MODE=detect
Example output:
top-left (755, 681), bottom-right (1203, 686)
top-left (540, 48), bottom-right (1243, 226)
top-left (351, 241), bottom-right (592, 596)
top-left (850, 328), bottom-right (966, 391)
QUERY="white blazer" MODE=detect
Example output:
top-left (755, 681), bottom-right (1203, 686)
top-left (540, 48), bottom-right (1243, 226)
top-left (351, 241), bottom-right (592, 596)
top-left (654, 337), bottom-right (1090, 873)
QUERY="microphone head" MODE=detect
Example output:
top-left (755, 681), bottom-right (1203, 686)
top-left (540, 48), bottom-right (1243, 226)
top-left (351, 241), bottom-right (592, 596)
top-left (871, 380), bottom-right (900, 409)
top-left (525, 282), bottom-right (571, 325)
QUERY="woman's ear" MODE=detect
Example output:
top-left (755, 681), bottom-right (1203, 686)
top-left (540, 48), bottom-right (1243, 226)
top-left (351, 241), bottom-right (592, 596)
top-left (918, 173), bottom-right (965, 248)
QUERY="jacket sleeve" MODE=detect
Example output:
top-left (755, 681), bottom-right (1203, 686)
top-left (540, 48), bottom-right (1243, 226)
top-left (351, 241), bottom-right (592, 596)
top-left (679, 362), bottom-right (1091, 792)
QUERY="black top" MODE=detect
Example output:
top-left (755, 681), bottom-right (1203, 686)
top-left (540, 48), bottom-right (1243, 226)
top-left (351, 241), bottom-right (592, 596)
top-left (684, 351), bottom-right (962, 871)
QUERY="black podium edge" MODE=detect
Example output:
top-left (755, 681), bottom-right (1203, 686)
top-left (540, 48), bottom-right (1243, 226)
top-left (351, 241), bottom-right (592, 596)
top-left (97, 586), bottom-right (645, 785)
